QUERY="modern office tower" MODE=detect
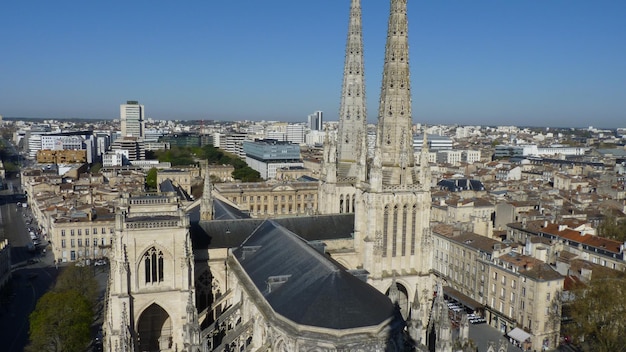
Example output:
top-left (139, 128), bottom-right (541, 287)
top-left (120, 100), bottom-right (145, 139)
top-left (222, 133), bottom-right (248, 158)
top-left (307, 111), bottom-right (323, 131)
top-left (243, 139), bottom-right (303, 179)
top-left (110, 137), bottom-right (145, 161)
top-left (95, 132), bottom-right (112, 158)
top-left (286, 124), bottom-right (305, 144)
top-left (413, 134), bottom-right (453, 151)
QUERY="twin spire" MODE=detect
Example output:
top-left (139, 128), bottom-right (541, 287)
top-left (337, 0), bottom-right (367, 166)
top-left (335, 0), bottom-right (422, 187)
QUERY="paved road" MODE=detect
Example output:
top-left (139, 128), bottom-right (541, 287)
top-left (0, 190), bottom-right (59, 352)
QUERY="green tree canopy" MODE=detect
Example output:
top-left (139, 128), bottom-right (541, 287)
top-left (153, 144), bottom-right (261, 182)
top-left (232, 166), bottom-right (261, 182)
top-left (146, 167), bottom-right (158, 190)
top-left (54, 265), bottom-right (98, 302)
top-left (565, 276), bottom-right (626, 352)
top-left (27, 290), bottom-right (93, 352)
top-left (27, 265), bottom-right (99, 352)
top-left (89, 162), bottom-right (102, 174)
top-left (153, 146), bottom-right (200, 166)
top-left (597, 212), bottom-right (626, 242)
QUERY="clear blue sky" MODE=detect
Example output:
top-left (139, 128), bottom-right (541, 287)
top-left (1, 0), bottom-right (624, 128)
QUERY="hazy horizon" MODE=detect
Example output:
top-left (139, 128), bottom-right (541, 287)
top-left (1, 1), bottom-right (625, 128)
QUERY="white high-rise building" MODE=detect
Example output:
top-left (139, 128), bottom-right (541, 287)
top-left (286, 124), bottom-right (305, 145)
top-left (120, 101), bottom-right (145, 139)
top-left (307, 111), bottom-right (323, 131)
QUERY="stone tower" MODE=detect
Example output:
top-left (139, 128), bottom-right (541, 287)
top-left (354, 0), bottom-right (433, 341)
top-left (104, 194), bottom-right (200, 352)
top-left (200, 165), bottom-right (214, 221)
top-left (318, 0), bottom-right (367, 215)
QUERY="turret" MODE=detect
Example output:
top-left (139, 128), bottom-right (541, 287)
top-left (200, 164), bottom-right (214, 221)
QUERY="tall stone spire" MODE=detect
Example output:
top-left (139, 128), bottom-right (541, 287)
top-left (318, 0), bottom-right (366, 214)
top-left (337, 0), bottom-right (367, 168)
top-left (200, 164), bottom-right (214, 221)
top-left (376, 0), bottom-right (415, 185)
top-left (420, 128), bottom-right (431, 190)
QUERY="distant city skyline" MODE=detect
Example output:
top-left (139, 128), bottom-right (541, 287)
top-left (1, 0), bottom-right (625, 128)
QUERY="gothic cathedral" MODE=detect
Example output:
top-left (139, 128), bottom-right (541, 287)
top-left (319, 0), bottom-right (434, 342)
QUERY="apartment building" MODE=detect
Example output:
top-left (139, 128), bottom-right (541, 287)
top-left (157, 167), bottom-right (200, 194)
top-left (206, 164), bottom-right (235, 182)
top-left (432, 225), bottom-right (564, 351)
top-left (48, 207), bottom-right (116, 262)
top-left (508, 220), bottom-right (626, 271)
top-left (214, 181), bottom-right (318, 217)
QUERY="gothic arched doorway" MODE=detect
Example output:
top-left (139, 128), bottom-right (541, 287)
top-left (137, 303), bottom-right (172, 352)
top-left (386, 282), bottom-right (410, 319)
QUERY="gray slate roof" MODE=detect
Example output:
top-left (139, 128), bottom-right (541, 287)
top-left (191, 213), bottom-right (355, 249)
top-left (232, 220), bottom-right (396, 329)
top-left (214, 199), bottom-right (250, 220)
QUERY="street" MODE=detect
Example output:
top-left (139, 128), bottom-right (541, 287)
top-left (0, 179), bottom-right (59, 351)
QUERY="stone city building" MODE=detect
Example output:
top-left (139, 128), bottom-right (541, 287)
top-left (103, 1), bottom-right (461, 351)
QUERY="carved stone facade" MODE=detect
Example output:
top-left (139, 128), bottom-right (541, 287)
top-left (104, 193), bottom-right (200, 352)
top-left (214, 181), bottom-right (318, 217)
top-left (104, 1), bottom-right (449, 351)
top-left (355, 0), bottom-right (435, 343)
top-left (318, 0), bottom-right (368, 215)
top-left (320, 0), bottom-right (436, 345)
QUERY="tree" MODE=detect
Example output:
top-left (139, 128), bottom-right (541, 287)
top-left (565, 277), bottom-right (626, 352)
top-left (55, 265), bottom-right (98, 302)
top-left (27, 290), bottom-right (93, 352)
top-left (145, 167), bottom-right (158, 190)
top-left (232, 166), bottom-right (261, 182)
top-left (27, 265), bottom-right (98, 352)
top-left (89, 162), bottom-right (102, 174)
top-left (597, 212), bottom-right (626, 242)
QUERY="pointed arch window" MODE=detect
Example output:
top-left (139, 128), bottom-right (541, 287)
top-left (411, 204), bottom-right (417, 255)
top-left (339, 195), bottom-right (344, 214)
top-left (392, 205), bottom-right (398, 257)
top-left (383, 205), bottom-right (389, 257)
top-left (402, 205), bottom-right (408, 256)
top-left (144, 246), bottom-right (164, 283)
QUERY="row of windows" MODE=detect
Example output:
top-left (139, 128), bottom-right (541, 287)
top-left (239, 194), bottom-right (316, 203)
top-left (129, 198), bottom-right (169, 205)
top-left (250, 204), bottom-right (312, 214)
top-left (61, 227), bottom-right (114, 236)
top-left (61, 237), bottom-right (110, 248)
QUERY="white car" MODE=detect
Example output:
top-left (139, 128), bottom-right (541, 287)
top-left (94, 259), bottom-right (107, 266)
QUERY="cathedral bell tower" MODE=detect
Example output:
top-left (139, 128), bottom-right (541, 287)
top-left (353, 0), bottom-right (434, 340)
top-left (104, 194), bottom-right (200, 352)
top-left (318, 0), bottom-right (367, 215)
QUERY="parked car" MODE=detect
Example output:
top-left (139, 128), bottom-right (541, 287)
top-left (94, 259), bottom-right (107, 266)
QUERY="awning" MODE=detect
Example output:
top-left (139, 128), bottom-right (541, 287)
top-left (443, 286), bottom-right (484, 311)
top-left (507, 327), bottom-right (531, 343)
